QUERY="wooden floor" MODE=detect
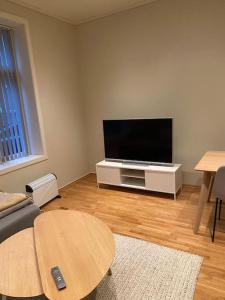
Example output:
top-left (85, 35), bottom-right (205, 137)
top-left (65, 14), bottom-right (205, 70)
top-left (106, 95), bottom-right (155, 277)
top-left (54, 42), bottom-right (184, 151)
top-left (43, 174), bottom-right (225, 300)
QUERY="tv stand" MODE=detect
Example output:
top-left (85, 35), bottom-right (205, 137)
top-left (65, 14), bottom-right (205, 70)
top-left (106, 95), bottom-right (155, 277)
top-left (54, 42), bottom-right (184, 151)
top-left (96, 160), bottom-right (182, 200)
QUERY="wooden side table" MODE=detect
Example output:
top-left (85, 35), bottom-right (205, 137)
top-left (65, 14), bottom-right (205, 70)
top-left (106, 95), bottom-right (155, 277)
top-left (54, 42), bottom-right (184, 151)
top-left (194, 151), bottom-right (225, 233)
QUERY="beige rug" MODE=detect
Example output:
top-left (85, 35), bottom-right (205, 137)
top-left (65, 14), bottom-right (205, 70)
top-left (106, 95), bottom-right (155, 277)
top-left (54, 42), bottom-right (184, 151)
top-left (95, 234), bottom-right (203, 300)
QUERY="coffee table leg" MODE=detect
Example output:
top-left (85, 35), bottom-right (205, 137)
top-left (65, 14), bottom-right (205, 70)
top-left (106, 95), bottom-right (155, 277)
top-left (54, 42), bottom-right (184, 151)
top-left (193, 171), bottom-right (212, 234)
top-left (83, 288), bottom-right (97, 300)
top-left (1, 295), bottom-right (7, 300)
top-left (107, 268), bottom-right (112, 276)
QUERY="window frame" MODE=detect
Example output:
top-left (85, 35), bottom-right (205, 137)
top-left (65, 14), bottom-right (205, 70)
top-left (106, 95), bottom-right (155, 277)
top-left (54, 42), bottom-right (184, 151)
top-left (0, 12), bottom-right (47, 176)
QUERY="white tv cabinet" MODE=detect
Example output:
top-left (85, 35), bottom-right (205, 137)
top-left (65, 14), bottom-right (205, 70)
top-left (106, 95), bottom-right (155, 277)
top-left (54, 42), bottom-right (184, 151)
top-left (96, 160), bottom-right (182, 200)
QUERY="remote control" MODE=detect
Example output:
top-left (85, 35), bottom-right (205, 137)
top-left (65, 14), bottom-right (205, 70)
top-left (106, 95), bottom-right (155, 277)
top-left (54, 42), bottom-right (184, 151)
top-left (51, 266), bottom-right (66, 290)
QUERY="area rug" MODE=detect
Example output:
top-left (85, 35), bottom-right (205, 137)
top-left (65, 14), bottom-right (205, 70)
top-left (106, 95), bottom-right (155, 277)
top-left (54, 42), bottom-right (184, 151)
top-left (95, 234), bottom-right (203, 300)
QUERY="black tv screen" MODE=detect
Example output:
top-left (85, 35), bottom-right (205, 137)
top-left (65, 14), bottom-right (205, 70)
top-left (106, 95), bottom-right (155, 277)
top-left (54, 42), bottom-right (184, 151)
top-left (103, 118), bottom-right (173, 164)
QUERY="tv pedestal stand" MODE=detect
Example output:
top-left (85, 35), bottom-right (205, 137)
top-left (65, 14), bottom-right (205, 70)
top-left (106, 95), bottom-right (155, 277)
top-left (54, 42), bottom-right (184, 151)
top-left (96, 160), bottom-right (182, 200)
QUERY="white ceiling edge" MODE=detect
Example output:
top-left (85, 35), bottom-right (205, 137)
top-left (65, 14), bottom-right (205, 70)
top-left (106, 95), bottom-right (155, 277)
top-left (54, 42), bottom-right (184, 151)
top-left (7, 0), bottom-right (158, 26)
top-left (78, 0), bottom-right (158, 26)
top-left (7, 0), bottom-right (75, 24)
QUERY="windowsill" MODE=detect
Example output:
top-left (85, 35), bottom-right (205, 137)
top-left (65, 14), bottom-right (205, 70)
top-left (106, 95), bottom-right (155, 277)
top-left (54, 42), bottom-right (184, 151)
top-left (0, 155), bottom-right (48, 176)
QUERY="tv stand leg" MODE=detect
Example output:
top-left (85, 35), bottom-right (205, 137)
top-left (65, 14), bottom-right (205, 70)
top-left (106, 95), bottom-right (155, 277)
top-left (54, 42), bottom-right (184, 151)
top-left (174, 193), bottom-right (176, 201)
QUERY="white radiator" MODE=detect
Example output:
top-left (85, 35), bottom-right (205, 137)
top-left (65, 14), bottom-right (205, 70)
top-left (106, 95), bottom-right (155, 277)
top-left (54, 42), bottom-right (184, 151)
top-left (26, 173), bottom-right (60, 207)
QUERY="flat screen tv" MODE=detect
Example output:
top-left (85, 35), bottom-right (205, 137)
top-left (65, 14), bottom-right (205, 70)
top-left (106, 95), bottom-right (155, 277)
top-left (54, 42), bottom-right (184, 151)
top-left (103, 118), bottom-right (173, 164)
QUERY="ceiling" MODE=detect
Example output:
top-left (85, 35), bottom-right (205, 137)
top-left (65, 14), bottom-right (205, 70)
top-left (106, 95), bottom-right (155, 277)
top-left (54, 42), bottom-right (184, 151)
top-left (8, 0), bottom-right (157, 25)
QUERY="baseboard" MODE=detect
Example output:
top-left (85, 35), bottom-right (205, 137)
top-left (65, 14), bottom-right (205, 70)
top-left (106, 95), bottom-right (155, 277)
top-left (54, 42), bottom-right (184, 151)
top-left (182, 171), bottom-right (203, 186)
top-left (59, 172), bottom-right (91, 190)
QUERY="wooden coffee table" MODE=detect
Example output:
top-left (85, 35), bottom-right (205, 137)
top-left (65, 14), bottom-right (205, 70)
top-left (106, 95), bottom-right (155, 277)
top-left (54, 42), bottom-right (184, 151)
top-left (34, 210), bottom-right (115, 300)
top-left (0, 228), bottom-right (43, 299)
top-left (0, 210), bottom-right (115, 300)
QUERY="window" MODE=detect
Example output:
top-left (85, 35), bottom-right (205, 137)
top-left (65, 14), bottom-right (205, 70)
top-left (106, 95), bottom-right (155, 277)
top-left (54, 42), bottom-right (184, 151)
top-left (0, 28), bottom-right (28, 163)
top-left (0, 12), bottom-right (47, 175)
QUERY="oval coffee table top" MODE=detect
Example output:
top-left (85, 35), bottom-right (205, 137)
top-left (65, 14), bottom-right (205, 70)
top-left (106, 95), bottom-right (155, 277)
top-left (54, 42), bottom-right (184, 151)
top-left (0, 228), bottom-right (43, 297)
top-left (34, 210), bottom-right (115, 300)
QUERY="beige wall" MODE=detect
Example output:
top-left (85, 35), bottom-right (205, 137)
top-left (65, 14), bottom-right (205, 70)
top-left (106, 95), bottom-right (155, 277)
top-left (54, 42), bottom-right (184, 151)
top-left (77, 0), bottom-right (225, 185)
top-left (1, 0), bottom-right (225, 190)
top-left (0, 0), bottom-right (89, 192)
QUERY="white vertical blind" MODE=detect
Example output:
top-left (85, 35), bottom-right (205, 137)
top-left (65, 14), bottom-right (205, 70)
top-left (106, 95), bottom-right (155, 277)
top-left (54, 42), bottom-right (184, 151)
top-left (0, 28), bottom-right (28, 163)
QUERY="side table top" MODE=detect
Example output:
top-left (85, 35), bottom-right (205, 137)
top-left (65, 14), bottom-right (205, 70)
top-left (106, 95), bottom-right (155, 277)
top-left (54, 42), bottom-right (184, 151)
top-left (34, 210), bottom-right (115, 300)
top-left (0, 228), bottom-right (43, 298)
top-left (195, 151), bottom-right (225, 172)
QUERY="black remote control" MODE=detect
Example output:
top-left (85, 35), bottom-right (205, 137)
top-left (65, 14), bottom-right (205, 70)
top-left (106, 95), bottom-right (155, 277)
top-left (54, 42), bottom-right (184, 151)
top-left (51, 266), bottom-right (66, 290)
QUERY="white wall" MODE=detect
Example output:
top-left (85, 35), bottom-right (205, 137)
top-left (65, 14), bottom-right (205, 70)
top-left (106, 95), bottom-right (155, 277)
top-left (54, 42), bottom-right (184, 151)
top-left (77, 0), bottom-right (225, 185)
top-left (0, 0), bottom-right (89, 192)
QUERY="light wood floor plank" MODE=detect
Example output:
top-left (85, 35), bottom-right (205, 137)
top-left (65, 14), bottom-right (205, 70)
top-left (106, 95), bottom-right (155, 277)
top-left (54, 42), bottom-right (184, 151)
top-left (43, 174), bottom-right (225, 299)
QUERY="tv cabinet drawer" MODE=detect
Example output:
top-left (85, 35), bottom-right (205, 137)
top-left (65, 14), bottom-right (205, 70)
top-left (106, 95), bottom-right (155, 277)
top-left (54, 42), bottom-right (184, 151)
top-left (96, 166), bottom-right (121, 185)
top-left (145, 171), bottom-right (175, 194)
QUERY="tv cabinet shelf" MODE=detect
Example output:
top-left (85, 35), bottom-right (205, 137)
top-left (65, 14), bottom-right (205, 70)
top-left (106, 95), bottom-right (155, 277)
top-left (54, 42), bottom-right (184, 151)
top-left (121, 176), bottom-right (145, 187)
top-left (96, 160), bottom-right (182, 200)
top-left (121, 169), bottom-right (145, 179)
